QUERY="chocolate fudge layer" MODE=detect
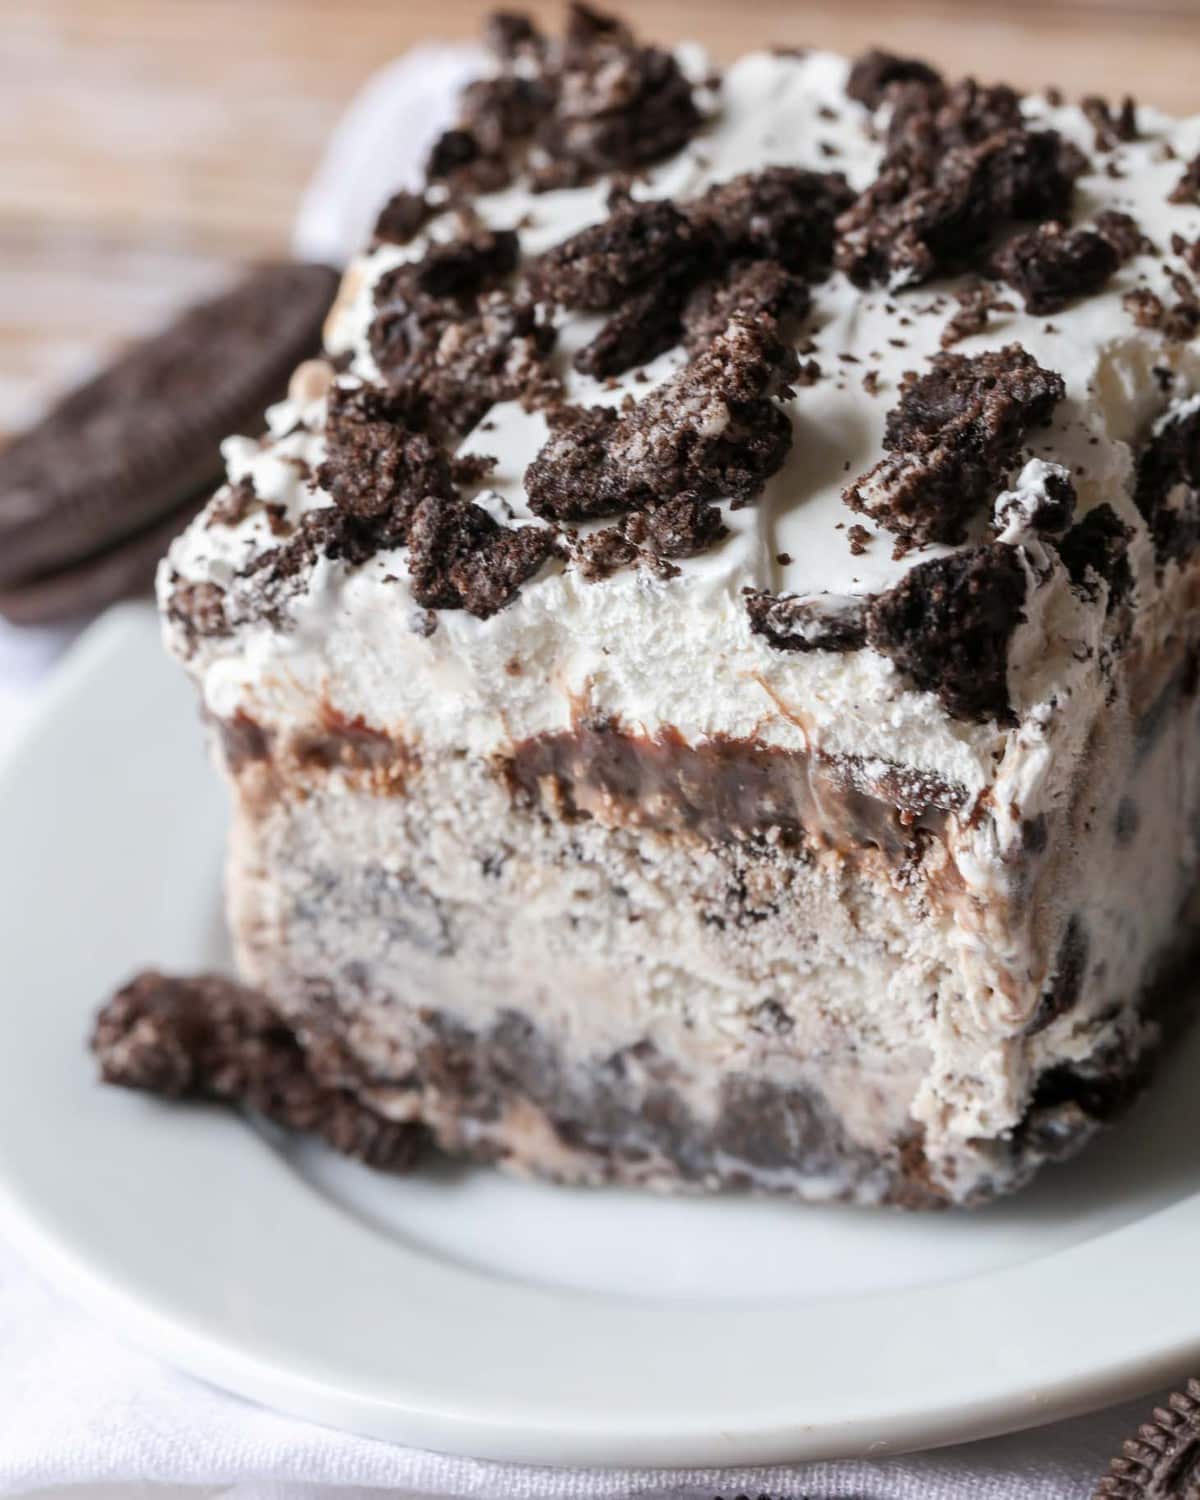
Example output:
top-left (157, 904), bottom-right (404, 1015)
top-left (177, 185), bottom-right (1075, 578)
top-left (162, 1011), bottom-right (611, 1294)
top-left (159, 10), bottom-right (1200, 1205)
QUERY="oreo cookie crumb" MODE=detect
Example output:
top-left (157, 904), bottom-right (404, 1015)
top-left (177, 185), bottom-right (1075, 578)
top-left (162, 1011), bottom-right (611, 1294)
top-left (92, 971), bottom-right (427, 1170)
top-left (630, 492), bottom-right (728, 558)
top-left (1081, 93), bottom-right (1138, 151)
top-left (1169, 152), bottom-right (1200, 206)
top-left (845, 49), bottom-right (943, 110)
top-left (167, 578), bottom-right (229, 642)
top-left (687, 166), bottom-right (855, 278)
top-left (573, 492), bottom-right (727, 581)
top-left (1134, 403), bottom-right (1200, 564)
top-left (407, 496), bottom-right (557, 617)
top-left (682, 260), bottom-right (811, 351)
top-left (527, 317), bottom-right (796, 521)
top-left (1094, 209), bottom-right (1155, 261)
top-left (991, 221), bottom-right (1119, 314)
top-left (846, 523), bottom-right (871, 554)
top-left (426, 5), bottom-right (702, 193)
top-left (836, 121), bottom-right (1082, 289)
top-left (746, 590), bottom-right (869, 653)
top-left (369, 233), bottom-right (557, 438)
top-left (940, 278), bottom-right (1014, 348)
top-left (207, 476), bottom-right (260, 530)
top-left (1055, 502), bottom-right (1132, 603)
top-left (318, 409), bottom-right (454, 524)
top-left (485, 11), bottom-right (545, 58)
top-left (573, 524), bottom-right (642, 581)
top-left (844, 344), bottom-right (1066, 544)
top-left (372, 190), bottom-right (431, 245)
top-left (866, 543), bottom-right (1028, 722)
top-left (1125, 288), bottom-right (1168, 331)
top-left (573, 283), bottom-right (689, 379)
top-left (533, 196), bottom-right (707, 310)
top-left (995, 465), bottom-right (1077, 536)
top-left (530, 4), bottom-right (702, 189)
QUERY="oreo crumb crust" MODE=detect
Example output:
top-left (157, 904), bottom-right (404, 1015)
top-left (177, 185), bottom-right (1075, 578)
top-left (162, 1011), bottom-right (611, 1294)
top-left (844, 344), bottom-right (1066, 545)
top-left (92, 971), bottom-right (427, 1172)
top-left (1095, 1376), bottom-right (1200, 1499)
top-left (866, 543), bottom-right (1029, 722)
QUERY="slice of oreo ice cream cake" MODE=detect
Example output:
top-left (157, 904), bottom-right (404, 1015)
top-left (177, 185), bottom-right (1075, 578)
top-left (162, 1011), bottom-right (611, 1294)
top-left (143, 8), bottom-right (1200, 1205)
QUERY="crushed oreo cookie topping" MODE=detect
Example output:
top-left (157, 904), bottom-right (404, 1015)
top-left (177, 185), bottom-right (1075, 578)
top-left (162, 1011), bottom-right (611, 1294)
top-left (845, 49), bottom-right (943, 111)
top-left (991, 222), bottom-right (1120, 315)
top-left (527, 315), bottom-right (797, 520)
top-left (1170, 152), bottom-right (1200, 206)
top-left (866, 543), bottom-right (1029, 722)
top-left (573, 493), bottom-right (728, 581)
top-left (533, 168), bottom-right (843, 378)
top-left (940, 278), bottom-right (1014, 349)
top-left (372, 190), bottom-right (431, 246)
top-left (844, 344), bottom-right (1066, 544)
top-left (424, 3), bottom-right (702, 196)
top-left (407, 496), bottom-right (558, 617)
top-left (1082, 94), bottom-right (1138, 152)
top-left (167, 18), bottom-right (1200, 721)
top-left (688, 166), bottom-right (855, 277)
top-left (835, 65), bottom-right (1084, 289)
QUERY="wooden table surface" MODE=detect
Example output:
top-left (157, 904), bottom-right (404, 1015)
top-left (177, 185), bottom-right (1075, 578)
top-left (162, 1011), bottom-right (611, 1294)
top-left (2, 0), bottom-right (1198, 438)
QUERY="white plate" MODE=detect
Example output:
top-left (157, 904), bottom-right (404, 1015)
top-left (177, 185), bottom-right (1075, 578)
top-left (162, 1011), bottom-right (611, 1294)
top-left (0, 603), bottom-right (1197, 1466)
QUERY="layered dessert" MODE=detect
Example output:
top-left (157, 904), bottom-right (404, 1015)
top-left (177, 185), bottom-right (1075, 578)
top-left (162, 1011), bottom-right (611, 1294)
top-left (154, 7), bottom-right (1200, 1206)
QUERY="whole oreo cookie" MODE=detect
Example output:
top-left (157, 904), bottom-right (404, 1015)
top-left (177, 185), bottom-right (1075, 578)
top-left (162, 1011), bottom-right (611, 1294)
top-left (0, 260), bottom-right (338, 622)
top-left (1096, 1379), bottom-right (1200, 1499)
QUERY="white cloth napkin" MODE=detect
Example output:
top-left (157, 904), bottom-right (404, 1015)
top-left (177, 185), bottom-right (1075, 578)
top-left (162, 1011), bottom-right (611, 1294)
top-left (0, 43), bottom-right (1177, 1500)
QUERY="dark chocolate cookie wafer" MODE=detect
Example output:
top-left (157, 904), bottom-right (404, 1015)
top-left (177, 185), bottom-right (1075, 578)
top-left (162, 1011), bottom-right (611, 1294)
top-left (0, 260), bottom-right (338, 608)
top-left (1095, 1379), bottom-right (1200, 1498)
top-left (0, 489), bottom-right (205, 626)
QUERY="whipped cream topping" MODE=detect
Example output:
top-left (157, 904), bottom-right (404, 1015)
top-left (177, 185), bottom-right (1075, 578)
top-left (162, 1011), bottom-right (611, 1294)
top-left (163, 49), bottom-right (1200, 798)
